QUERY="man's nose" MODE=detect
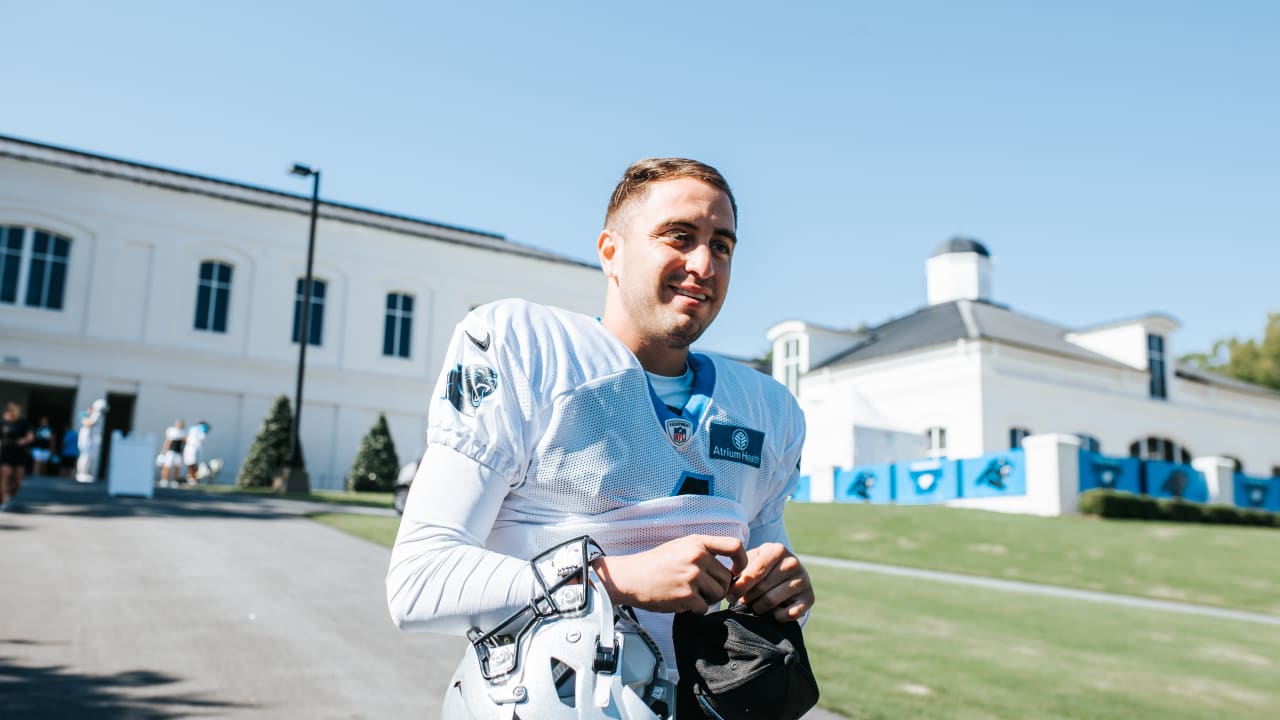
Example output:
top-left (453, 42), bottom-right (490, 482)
top-left (684, 242), bottom-right (715, 278)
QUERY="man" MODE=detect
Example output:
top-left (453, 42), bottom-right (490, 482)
top-left (386, 158), bottom-right (813, 691)
top-left (183, 421), bottom-right (209, 484)
top-left (159, 419), bottom-right (186, 488)
top-left (0, 402), bottom-right (35, 511)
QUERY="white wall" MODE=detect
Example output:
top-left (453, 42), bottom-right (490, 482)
top-left (0, 152), bottom-right (604, 489)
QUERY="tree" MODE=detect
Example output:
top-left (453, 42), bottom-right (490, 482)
top-left (1180, 313), bottom-right (1280, 392)
top-left (348, 413), bottom-right (400, 492)
top-left (237, 395), bottom-right (293, 488)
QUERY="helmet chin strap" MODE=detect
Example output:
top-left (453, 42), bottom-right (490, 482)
top-left (586, 567), bottom-right (618, 708)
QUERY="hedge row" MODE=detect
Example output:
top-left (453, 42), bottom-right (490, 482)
top-left (1078, 489), bottom-right (1280, 528)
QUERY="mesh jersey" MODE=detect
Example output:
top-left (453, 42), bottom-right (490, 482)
top-left (417, 298), bottom-right (806, 664)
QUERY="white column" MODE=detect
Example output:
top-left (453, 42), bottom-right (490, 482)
top-left (1022, 434), bottom-right (1082, 516)
top-left (809, 466), bottom-right (836, 503)
top-left (1192, 456), bottom-right (1237, 506)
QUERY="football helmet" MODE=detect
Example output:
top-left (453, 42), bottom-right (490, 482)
top-left (441, 537), bottom-right (675, 719)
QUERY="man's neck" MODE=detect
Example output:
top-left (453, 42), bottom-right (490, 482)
top-left (600, 316), bottom-right (689, 376)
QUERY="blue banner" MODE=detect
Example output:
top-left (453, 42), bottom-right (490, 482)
top-left (1233, 473), bottom-right (1279, 512)
top-left (895, 458), bottom-right (959, 505)
top-left (1144, 461), bottom-right (1208, 503)
top-left (959, 450), bottom-right (1026, 498)
top-left (1078, 451), bottom-right (1141, 494)
top-left (834, 463), bottom-right (895, 503)
top-left (791, 474), bottom-right (811, 503)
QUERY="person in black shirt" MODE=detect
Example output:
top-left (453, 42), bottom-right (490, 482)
top-left (1, 401), bottom-right (34, 511)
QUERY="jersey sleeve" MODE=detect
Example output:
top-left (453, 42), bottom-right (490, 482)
top-left (747, 394), bottom-right (807, 549)
top-left (425, 304), bottom-right (536, 486)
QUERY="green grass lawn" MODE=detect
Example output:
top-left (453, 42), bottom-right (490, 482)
top-left (807, 564), bottom-right (1280, 720)
top-left (310, 505), bottom-right (1280, 719)
top-left (196, 483), bottom-right (395, 509)
top-left (785, 502), bottom-right (1280, 616)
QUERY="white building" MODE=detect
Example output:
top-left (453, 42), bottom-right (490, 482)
top-left (769, 237), bottom-right (1280, 496)
top-left (0, 135), bottom-right (603, 489)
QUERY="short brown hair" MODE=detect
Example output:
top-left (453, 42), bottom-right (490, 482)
top-left (604, 158), bottom-right (737, 229)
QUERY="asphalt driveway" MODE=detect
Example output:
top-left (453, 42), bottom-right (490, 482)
top-left (0, 475), bottom-right (464, 719)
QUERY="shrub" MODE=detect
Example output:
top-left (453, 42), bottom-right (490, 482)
top-left (347, 413), bottom-right (400, 492)
top-left (1078, 488), bottom-right (1278, 529)
top-left (237, 395), bottom-right (293, 488)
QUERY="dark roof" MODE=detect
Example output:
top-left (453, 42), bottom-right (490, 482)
top-left (0, 133), bottom-right (597, 270)
top-left (1175, 365), bottom-right (1280, 399)
top-left (931, 236), bottom-right (990, 258)
top-left (814, 300), bottom-right (1129, 370)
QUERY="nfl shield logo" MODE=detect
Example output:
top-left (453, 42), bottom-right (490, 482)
top-left (665, 418), bottom-right (693, 448)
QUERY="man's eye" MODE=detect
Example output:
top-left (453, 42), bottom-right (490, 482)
top-left (713, 241), bottom-right (733, 256)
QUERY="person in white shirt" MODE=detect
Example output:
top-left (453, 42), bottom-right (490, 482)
top-left (183, 421), bottom-right (208, 485)
top-left (387, 158), bottom-right (814, 703)
top-left (159, 419), bottom-right (185, 488)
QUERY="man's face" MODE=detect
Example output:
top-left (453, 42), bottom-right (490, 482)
top-left (601, 178), bottom-right (737, 354)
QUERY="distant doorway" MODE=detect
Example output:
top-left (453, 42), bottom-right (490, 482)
top-left (97, 392), bottom-right (136, 480)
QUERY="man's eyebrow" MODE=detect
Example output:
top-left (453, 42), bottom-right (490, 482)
top-left (661, 220), bottom-right (737, 244)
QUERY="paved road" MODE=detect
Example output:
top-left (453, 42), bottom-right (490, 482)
top-left (1, 476), bottom-right (464, 719)
top-left (0, 477), bottom-right (844, 719)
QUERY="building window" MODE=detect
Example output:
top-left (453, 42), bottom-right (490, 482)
top-left (194, 261), bottom-right (233, 333)
top-left (1129, 436), bottom-right (1191, 464)
top-left (780, 337), bottom-right (802, 395)
top-left (383, 292), bottom-right (414, 358)
top-left (1147, 333), bottom-right (1167, 400)
top-left (1076, 433), bottom-right (1101, 453)
top-left (0, 226), bottom-right (22, 303)
top-left (1009, 427), bottom-right (1032, 449)
top-left (291, 277), bottom-right (326, 346)
top-left (0, 225), bottom-right (71, 310)
top-left (925, 426), bottom-right (947, 458)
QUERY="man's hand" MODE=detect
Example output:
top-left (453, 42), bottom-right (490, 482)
top-left (730, 543), bottom-right (814, 622)
top-left (592, 535), bottom-right (748, 614)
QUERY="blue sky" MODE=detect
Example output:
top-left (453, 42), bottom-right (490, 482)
top-left (6, 1), bottom-right (1277, 360)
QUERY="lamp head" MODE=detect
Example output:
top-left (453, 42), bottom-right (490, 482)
top-left (290, 163), bottom-right (316, 177)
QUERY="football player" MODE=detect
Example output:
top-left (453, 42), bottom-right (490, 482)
top-left (387, 158), bottom-right (814, 690)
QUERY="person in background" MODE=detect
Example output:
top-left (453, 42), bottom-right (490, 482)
top-left (76, 399), bottom-right (108, 483)
top-left (183, 420), bottom-right (209, 485)
top-left (30, 416), bottom-right (55, 476)
top-left (61, 423), bottom-right (80, 477)
top-left (1, 402), bottom-right (35, 511)
top-left (159, 419), bottom-right (185, 488)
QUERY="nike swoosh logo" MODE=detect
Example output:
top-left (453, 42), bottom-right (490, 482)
top-left (465, 330), bottom-right (491, 352)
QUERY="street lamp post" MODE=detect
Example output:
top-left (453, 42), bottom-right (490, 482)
top-left (276, 163), bottom-right (320, 494)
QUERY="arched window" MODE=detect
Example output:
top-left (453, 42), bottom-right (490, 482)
top-left (925, 426), bottom-right (947, 458)
top-left (291, 277), bottom-right (326, 346)
top-left (0, 225), bottom-right (72, 310)
top-left (1221, 456), bottom-right (1244, 473)
top-left (1129, 436), bottom-right (1191, 464)
top-left (1009, 427), bottom-right (1032, 449)
top-left (780, 337), bottom-right (803, 395)
top-left (194, 261), bottom-right (233, 333)
top-left (383, 292), bottom-right (414, 358)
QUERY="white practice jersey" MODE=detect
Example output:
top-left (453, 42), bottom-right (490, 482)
top-left (391, 298), bottom-right (806, 666)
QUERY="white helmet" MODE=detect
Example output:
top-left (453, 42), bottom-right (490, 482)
top-left (441, 537), bottom-right (675, 720)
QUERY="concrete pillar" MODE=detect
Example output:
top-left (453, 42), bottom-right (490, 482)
top-left (1192, 456), bottom-right (1237, 506)
top-left (810, 466), bottom-right (836, 503)
top-left (1022, 434), bottom-right (1082, 516)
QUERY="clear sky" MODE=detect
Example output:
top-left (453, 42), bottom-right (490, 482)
top-left (6, 1), bottom-right (1277, 361)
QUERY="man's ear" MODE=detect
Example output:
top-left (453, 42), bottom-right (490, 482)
top-left (598, 229), bottom-right (619, 279)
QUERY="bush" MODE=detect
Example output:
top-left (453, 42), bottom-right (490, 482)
top-left (237, 395), bottom-right (293, 488)
top-left (1078, 488), bottom-right (1278, 528)
top-left (347, 413), bottom-right (399, 492)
